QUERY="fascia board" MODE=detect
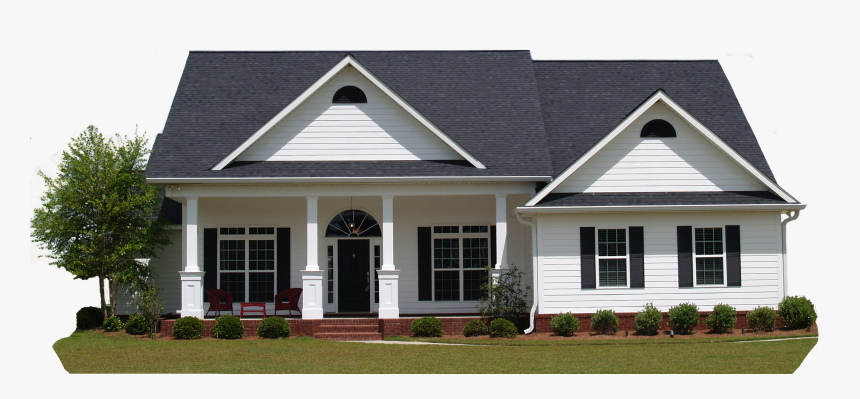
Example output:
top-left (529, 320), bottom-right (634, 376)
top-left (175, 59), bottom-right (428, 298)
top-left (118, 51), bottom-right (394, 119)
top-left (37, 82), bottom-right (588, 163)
top-left (147, 176), bottom-right (551, 184)
top-left (515, 203), bottom-right (807, 214)
top-left (212, 55), bottom-right (486, 171)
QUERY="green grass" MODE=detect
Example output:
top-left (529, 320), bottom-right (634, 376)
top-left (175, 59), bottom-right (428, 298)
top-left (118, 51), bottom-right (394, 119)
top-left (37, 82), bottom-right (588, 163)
top-left (54, 331), bottom-right (817, 373)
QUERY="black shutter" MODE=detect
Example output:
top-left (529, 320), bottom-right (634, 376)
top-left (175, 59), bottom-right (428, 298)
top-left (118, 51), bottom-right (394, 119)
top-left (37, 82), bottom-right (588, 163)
top-left (726, 225), bottom-right (741, 287)
top-left (580, 227), bottom-right (596, 289)
top-left (277, 228), bottom-right (291, 292)
top-left (677, 226), bottom-right (693, 287)
top-left (203, 228), bottom-right (217, 292)
top-left (629, 226), bottom-right (645, 288)
top-left (418, 227), bottom-right (432, 301)
top-left (491, 226), bottom-right (497, 267)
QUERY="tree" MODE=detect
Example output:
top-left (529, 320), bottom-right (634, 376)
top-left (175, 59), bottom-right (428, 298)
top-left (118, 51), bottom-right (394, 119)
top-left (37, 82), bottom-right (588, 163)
top-left (31, 125), bottom-right (171, 318)
top-left (477, 264), bottom-right (530, 330)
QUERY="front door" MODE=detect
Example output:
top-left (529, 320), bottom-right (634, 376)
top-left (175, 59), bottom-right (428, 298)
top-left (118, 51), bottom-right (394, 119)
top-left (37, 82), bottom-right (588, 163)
top-left (338, 239), bottom-right (370, 312)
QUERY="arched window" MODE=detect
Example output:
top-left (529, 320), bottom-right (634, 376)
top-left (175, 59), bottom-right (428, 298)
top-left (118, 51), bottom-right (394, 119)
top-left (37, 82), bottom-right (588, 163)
top-left (640, 119), bottom-right (676, 137)
top-left (332, 86), bottom-right (367, 103)
top-left (325, 209), bottom-right (381, 237)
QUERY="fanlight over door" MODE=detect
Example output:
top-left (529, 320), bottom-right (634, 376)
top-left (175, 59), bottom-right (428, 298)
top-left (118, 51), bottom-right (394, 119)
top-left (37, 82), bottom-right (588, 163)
top-left (326, 210), bottom-right (382, 237)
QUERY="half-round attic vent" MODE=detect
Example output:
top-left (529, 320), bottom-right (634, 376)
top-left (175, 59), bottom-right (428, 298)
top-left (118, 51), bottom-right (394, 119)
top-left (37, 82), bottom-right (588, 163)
top-left (640, 119), bottom-right (676, 137)
top-left (332, 86), bottom-right (367, 103)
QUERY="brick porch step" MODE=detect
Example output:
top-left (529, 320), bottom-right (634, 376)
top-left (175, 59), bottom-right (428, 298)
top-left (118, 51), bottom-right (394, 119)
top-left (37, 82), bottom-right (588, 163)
top-left (317, 323), bottom-right (379, 333)
top-left (314, 332), bottom-right (383, 341)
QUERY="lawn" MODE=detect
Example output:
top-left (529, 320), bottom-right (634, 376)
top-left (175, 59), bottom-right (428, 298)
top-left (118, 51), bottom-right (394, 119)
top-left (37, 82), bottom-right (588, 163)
top-left (54, 331), bottom-right (817, 373)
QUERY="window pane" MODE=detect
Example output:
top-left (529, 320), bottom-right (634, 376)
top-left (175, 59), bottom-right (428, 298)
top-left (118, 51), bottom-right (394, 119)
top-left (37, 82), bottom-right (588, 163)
top-left (434, 271), bottom-right (459, 301)
top-left (696, 258), bottom-right (724, 285)
top-left (434, 226), bottom-right (459, 234)
top-left (249, 227), bottom-right (275, 235)
top-left (463, 226), bottom-right (488, 233)
top-left (219, 240), bottom-right (245, 270)
top-left (597, 229), bottom-right (626, 257)
top-left (695, 228), bottom-right (723, 256)
top-left (249, 272), bottom-right (274, 302)
top-left (599, 259), bottom-right (627, 287)
top-left (374, 245), bottom-right (381, 303)
top-left (463, 270), bottom-right (487, 300)
top-left (327, 246), bottom-right (334, 304)
top-left (463, 238), bottom-right (489, 269)
top-left (433, 238), bottom-right (459, 269)
top-left (249, 240), bottom-right (275, 270)
top-left (220, 273), bottom-right (245, 303)
top-left (220, 227), bottom-right (246, 235)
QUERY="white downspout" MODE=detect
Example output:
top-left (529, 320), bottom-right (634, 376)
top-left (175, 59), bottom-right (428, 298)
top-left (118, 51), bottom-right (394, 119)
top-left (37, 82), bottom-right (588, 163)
top-left (516, 212), bottom-right (539, 334)
top-left (781, 210), bottom-right (800, 299)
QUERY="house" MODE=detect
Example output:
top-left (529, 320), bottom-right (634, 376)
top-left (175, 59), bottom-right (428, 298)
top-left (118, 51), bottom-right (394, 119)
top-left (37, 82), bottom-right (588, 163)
top-left (122, 51), bottom-right (805, 334)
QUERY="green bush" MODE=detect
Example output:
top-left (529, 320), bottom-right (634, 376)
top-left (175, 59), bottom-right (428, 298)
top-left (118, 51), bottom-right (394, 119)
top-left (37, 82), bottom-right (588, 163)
top-left (410, 317), bottom-right (444, 337)
top-left (747, 306), bottom-right (778, 332)
top-left (705, 303), bottom-right (737, 333)
top-left (125, 314), bottom-right (148, 335)
top-left (212, 315), bottom-right (244, 339)
top-left (779, 296), bottom-right (817, 329)
top-left (668, 302), bottom-right (700, 335)
top-left (478, 264), bottom-right (530, 331)
top-left (550, 313), bottom-right (580, 336)
top-left (462, 319), bottom-right (488, 337)
top-left (101, 316), bottom-right (123, 332)
top-left (76, 306), bottom-right (104, 330)
top-left (172, 316), bottom-right (205, 340)
top-left (590, 309), bottom-right (619, 335)
top-left (634, 303), bottom-right (663, 336)
top-left (489, 318), bottom-right (518, 338)
top-left (257, 317), bottom-right (291, 339)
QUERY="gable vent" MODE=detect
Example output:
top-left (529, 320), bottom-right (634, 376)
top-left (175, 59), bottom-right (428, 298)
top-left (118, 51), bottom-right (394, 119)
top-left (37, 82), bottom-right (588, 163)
top-left (332, 86), bottom-right (367, 103)
top-left (640, 119), bottom-right (676, 137)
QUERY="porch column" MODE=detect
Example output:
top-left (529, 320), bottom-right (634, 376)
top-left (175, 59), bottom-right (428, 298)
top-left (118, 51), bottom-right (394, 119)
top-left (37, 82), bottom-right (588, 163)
top-left (492, 194), bottom-right (508, 283)
top-left (378, 195), bottom-right (400, 318)
top-left (301, 196), bottom-right (325, 319)
top-left (179, 197), bottom-right (205, 318)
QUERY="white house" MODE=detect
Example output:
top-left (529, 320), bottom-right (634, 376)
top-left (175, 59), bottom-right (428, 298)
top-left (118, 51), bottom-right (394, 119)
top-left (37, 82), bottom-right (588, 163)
top-left (122, 51), bottom-right (805, 333)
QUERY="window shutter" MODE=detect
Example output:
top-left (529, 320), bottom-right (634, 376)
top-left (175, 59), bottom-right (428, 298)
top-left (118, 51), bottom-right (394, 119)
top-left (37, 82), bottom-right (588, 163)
top-left (726, 225), bottom-right (741, 287)
top-left (418, 227), bottom-right (432, 301)
top-left (203, 228), bottom-right (217, 292)
top-left (491, 226), bottom-right (497, 267)
top-left (580, 227), bottom-right (596, 289)
top-left (277, 228), bottom-right (291, 292)
top-left (629, 226), bottom-right (645, 288)
top-left (677, 226), bottom-right (693, 287)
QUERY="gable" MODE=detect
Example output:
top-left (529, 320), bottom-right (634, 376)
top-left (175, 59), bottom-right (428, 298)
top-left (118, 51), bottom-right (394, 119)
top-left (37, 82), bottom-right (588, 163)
top-left (553, 100), bottom-right (767, 193)
top-left (236, 65), bottom-right (465, 163)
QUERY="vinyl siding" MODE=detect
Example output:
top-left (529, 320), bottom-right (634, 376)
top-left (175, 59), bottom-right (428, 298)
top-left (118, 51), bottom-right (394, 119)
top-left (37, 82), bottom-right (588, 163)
top-left (115, 230), bottom-right (183, 315)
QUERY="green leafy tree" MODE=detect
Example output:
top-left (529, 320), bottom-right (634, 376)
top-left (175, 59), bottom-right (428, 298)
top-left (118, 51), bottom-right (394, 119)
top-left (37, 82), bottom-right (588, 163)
top-left (31, 125), bottom-right (171, 319)
top-left (477, 264), bottom-right (530, 329)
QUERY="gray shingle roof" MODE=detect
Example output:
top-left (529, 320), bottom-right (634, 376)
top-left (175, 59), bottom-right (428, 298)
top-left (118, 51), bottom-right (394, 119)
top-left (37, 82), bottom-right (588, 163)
top-left (535, 191), bottom-right (788, 207)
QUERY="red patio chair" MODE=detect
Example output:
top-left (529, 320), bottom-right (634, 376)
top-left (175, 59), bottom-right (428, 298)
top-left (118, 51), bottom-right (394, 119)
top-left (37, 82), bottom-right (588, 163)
top-left (205, 288), bottom-right (234, 317)
top-left (274, 288), bottom-right (303, 317)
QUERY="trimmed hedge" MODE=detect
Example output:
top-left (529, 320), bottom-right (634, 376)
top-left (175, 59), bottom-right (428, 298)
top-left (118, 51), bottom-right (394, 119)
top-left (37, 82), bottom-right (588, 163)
top-left (125, 314), bottom-right (148, 335)
top-left (550, 313), bottom-right (580, 337)
top-left (462, 319), bottom-right (488, 337)
top-left (76, 307), bottom-right (104, 331)
top-left (779, 296), bottom-right (817, 330)
top-left (747, 306), bottom-right (778, 332)
top-left (705, 303), bottom-right (737, 333)
top-left (590, 309), bottom-right (619, 335)
top-left (212, 315), bottom-right (244, 339)
top-left (490, 318), bottom-right (518, 338)
top-left (257, 317), bottom-right (291, 339)
top-left (101, 316), bottom-right (123, 332)
top-left (172, 316), bottom-right (205, 340)
top-left (410, 317), bottom-right (443, 337)
top-left (668, 302), bottom-right (699, 335)
top-left (634, 303), bottom-right (663, 336)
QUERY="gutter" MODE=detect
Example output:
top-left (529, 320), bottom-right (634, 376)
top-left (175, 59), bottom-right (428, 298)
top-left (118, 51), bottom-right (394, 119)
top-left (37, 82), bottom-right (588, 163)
top-left (516, 203), bottom-right (807, 214)
top-left (147, 176), bottom-right (552, 185)
top-left (781, 210), bottom-right (801, 299)
top-left (515, 212), bottom-right (538, 334)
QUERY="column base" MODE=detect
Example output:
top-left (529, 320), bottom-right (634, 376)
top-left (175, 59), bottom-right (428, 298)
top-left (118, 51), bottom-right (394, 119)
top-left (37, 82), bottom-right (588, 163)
top-left (377, 269), bottom-right (400, 319)
top-left (301, 270), bottom-right (326, 319)
top-left (179, 271), bottom-right (205, 319)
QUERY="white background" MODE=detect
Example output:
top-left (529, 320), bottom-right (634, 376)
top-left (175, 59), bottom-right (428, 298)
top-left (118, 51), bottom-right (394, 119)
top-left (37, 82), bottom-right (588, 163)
top-left (5, 0), bottom-right (856, 395)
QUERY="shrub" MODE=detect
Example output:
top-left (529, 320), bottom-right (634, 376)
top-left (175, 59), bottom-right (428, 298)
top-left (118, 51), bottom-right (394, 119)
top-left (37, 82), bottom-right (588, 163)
top-left (705, 303), bottom-right (737, 333)
top-left (779, 296), bottom-right (817, 329)
top-left (550, 313), bottom-right (580, 336)
top-left (478, 264), bottom-right (530, 330)
top-left (634, 303), bottom-right (663, 336)
top-left (410, 317), bottom-right (444, 338)
top-left (747, 306), bottom-right (778, 332)
top-left (212, 315), bottom-right (245, 339)
top-left (135, 286), bottom-right (164, 338)
top-left (462, 319), bottom-right (488, 337)
top-left (102, 316), bottom-right (123, 332)
top-left (125, 314), bottom-right (148, 335)
top-left (76, 306), bottom-right (104, 330)
top-left (172, 316), bottom-right (205, 340)
top-left (489, 318), bottom-right (518, 338)
top-left (590, 309), bottom-right (619, 335)
top-left (257, 317), bottom-right (291, 339)
top-left (668, 302), bottom-right (700, 334)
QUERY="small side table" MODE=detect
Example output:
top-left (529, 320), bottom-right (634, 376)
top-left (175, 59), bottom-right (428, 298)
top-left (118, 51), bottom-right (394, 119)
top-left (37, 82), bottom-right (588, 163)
top-left (240, 302), bottom-right (267, 318)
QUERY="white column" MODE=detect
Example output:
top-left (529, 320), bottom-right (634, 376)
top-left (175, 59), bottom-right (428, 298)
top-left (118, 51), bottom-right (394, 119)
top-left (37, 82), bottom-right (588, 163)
top-left (378, 195), bottom-right (399, 318)
top-left (495, 194), bottom-right (508, 268)
top-left (301, 196), bottom-right (324, 319)
top-left (179, 197), bottom-right (205, 319)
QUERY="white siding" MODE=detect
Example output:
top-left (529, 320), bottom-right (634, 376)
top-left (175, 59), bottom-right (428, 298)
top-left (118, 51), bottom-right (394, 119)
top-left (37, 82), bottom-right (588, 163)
top-left (555, 101), bottom-right (766, 193)
top-left (237, 65), bottom-right (463, 162)
top-left (537, 211), bottom-right (782, 313)
top-left (115, 230), bottom-right (183, 315)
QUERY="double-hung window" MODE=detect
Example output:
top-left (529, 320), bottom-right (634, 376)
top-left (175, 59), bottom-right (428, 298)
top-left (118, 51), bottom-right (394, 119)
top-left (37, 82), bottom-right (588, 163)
top-left (596, 228), bottom-right (628, 287)
top-left (218, 227), bottom-right (276, 302)
top-left (694, 227), bottom-right (725, 286)
top-left (432, 225), bottom-right (491, 301)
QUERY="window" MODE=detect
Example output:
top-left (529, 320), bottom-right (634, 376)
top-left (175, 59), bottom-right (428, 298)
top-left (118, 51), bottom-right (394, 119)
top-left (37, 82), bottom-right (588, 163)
top-left (640, 119), bottom-right (676, 137)
top-left (374, 245), bottom-right (381, 303)
top-left (596, 229), bottom-right (628, 287)
top-left (332, 86), bottom-right (367, 103)
top-left (694, 227), bottom-right (725, 285)
top-left (218, 227), bottom-right (276, 302)
top-left (327, 245), bottom-right (334, 304)
top-left (432, 225), bottom-right (490, 301)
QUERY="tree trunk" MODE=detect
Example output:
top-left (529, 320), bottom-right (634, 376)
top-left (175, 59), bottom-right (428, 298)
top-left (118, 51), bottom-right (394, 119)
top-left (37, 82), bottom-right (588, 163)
top-left (98, 275), bottom-right (108, 319)
top-left (109, 276), bottom-right (116, 318)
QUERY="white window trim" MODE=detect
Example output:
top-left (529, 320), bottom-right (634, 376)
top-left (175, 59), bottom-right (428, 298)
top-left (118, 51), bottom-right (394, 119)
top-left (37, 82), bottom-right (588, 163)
top-left (216, 226), bottom-right (278, 303)
top-left (430, 224), bottom-right (492, 302)
top-left (692, 226), bottom-right (727, 287)
top-left (595, 227), bottom-right (630, 289)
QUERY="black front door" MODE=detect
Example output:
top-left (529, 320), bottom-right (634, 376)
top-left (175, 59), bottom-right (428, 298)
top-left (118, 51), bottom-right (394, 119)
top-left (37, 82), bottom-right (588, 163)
top-left (338, 239), bottom-right (370, 312)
